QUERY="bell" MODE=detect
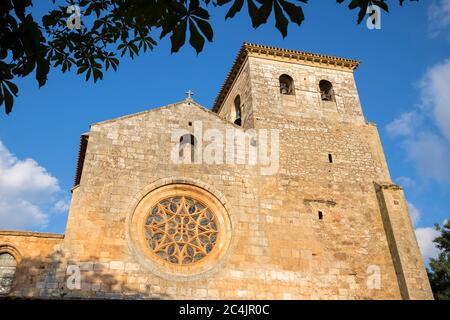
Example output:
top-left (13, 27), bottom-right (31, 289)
top-left (321, 92), bottom-right (331, 101)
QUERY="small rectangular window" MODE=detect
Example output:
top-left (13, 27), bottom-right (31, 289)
top-left (188, 122), bottom-right (193, 126)
top-left (318, 211), bottom-right (323, 220)
top-left (328, 154), bottom-right (333, 163)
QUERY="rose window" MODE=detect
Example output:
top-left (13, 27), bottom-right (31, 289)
top-left (144, 196), bottom-right (218, 265)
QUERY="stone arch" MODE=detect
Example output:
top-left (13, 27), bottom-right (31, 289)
top-left (0, 244), bottom-right (21, 295)
top-left (232, 95), bottom-right (242, 126)
top-left (279, 74), bottom-right (294, 95)
top-left (179, 134), bottom-right (197, 163)
top-left (319, 79), bottom-right (335, 101)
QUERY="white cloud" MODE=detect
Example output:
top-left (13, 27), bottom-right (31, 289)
top-left (0, 140), bottom-right (67, 230)
top-left (396, 176), bottom-right (416, 188)
top-left (52, 200), bottom-right (70, 213)
top-left (385, 59), bottom-right (450, 183)
top-left (404, 132), bottom-right (450, 183)
top-left (415, 227), bottom-right (441, 262)
top-left (420, 59), bottom-right (450, 142)
top-left (428, 0), bottom-right (450, 41)
top-left (0, 157), bottom-right (59, 202)
top-left (0, 199), bottom-right (49, 230)
top-left (385, 111), bottom-right (420, 137)
top-left (407, 202), bottom-right (421, 226)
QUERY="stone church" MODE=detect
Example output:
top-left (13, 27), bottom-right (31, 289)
top-left (0, 43), bottom-right (432, 299)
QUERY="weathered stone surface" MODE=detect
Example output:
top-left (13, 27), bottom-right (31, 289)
top-left (0, 43), bottom-right (432, 300)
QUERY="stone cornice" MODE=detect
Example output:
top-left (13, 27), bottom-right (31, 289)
top-left (0, 230), bottom-right (64, 239)
top-left (212, 42), bottom-right (360, 113)
top-left (74, 133), bottom-right (89, 188)
top-left (375, 182), bottom-right (404, 191)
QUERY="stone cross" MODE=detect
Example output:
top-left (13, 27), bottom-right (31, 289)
top-left (185, 89), bottom-right (194, 100)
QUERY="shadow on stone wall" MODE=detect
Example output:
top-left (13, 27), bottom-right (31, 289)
top-left (2, 251), bottom-right (171, 300)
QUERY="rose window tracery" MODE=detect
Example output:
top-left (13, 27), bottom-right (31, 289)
top-left (144, 196), bottom-right (218, 265)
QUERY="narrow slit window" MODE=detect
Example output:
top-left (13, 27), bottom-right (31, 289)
top-left (318, 211), bottom-right (323, 220)
top-left (233, 95), bottom-right (242, 126)
top-left (328, 154), bottom-right (333, 163)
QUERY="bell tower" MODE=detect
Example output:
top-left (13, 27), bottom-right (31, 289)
top-left (212, 43), bottom-right (363, 129)
top-left (212, 43), bottom-right (433, 300)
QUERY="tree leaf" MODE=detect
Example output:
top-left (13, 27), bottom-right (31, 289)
top-left (36, 59), bottom-right (50, 88)
top-left (274, 1), bottom-right (288, 38)
top-left (254, 0), bottom-right (273, 27)
top-left (280, 1), bottom-right (305, 26)
top-left (170, 19), bottom-right (187, 53)
top-left (4, 80), bottom-right (19, 96)
top-left (225, 0), bottom-right (245, 19)
top-left (189, 19), bottom-right (205, 54)
top-left (192, 17), bottom-right (213, 42)
top-left (1, 83), bottom-right (14, 114)
top-left (247, 0), bottom-right (260, 28)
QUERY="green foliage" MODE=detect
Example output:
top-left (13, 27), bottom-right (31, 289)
top-left (0, 0), bottom-right (419, 114)
top-left (428, 221), bottom-right (450, 300)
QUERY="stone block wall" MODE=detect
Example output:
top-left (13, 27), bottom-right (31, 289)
top-left (0, 44), bottom-right (433, 300)
top-left (0, 231), bottom-right (64, 298)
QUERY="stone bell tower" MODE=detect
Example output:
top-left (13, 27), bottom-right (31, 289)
top-left (210, 43), bottom-right (433, 299)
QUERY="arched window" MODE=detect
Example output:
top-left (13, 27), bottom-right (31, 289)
top-left (233, 95), bottom-right (242, 126)
top-left (319, 80), bottom-right (335, 101)
top-left (0, 252), bottom-right (17, 295)
top-left (279, 74), bottom-right (294, 95)
top-left (179, 134), bottom-right (196, 163)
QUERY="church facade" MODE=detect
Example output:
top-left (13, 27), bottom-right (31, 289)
top-left (0, 43), bottom-right (433, 299)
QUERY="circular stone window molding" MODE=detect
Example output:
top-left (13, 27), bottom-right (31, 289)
top-left (127, 181), bottom-right (232, 281)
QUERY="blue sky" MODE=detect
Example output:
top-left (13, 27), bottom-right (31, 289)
top-left (0, 0), bottom-right (449, 262)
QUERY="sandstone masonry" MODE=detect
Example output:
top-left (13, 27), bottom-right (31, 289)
top-left (0, 43), bottom-right (433, 300)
